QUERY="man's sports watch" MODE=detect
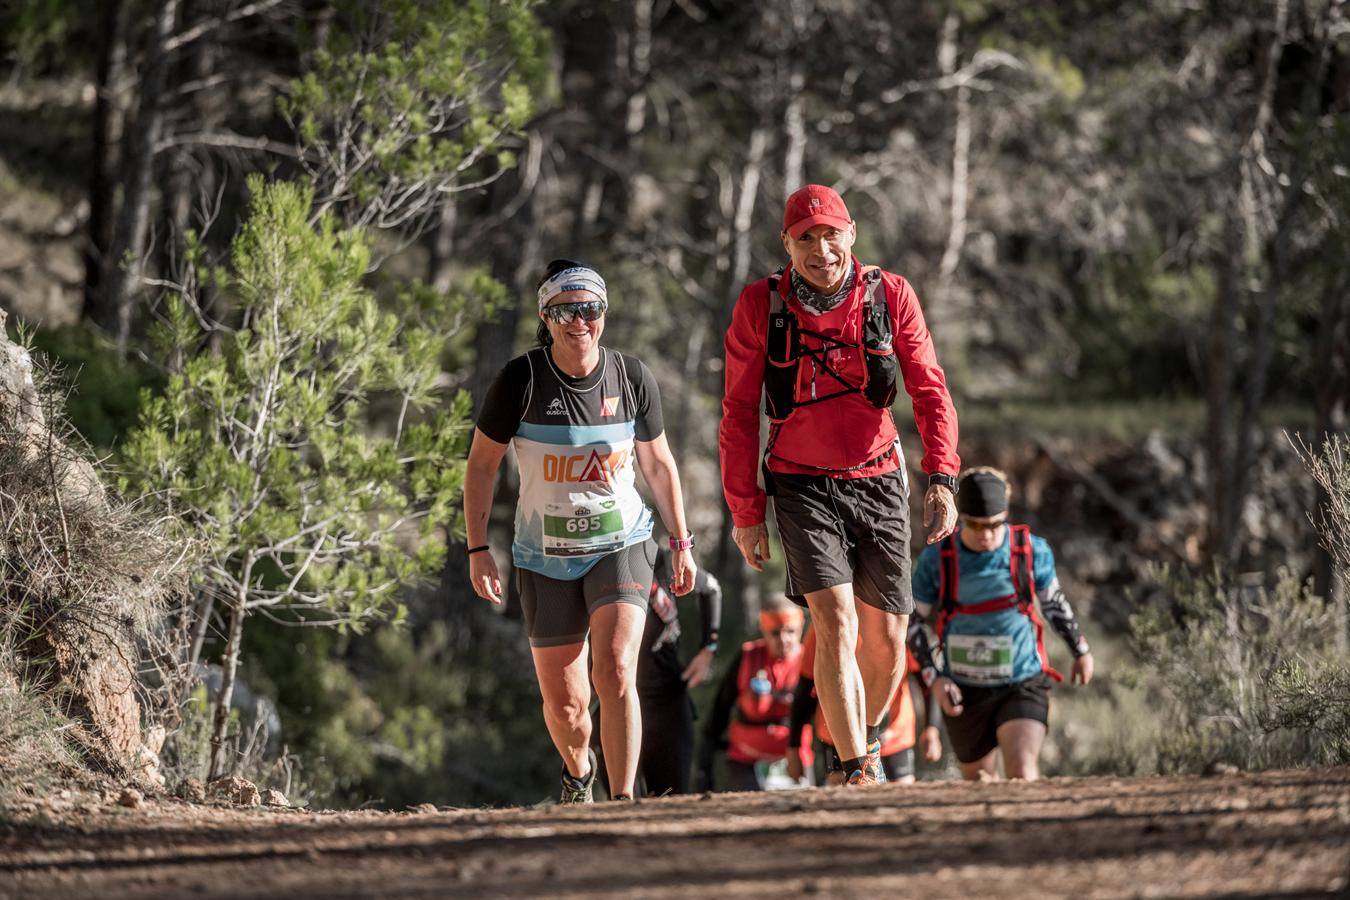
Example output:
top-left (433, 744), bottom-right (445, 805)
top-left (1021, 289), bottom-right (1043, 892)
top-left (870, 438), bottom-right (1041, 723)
top-left (927, 473), bottom-right (959, 494)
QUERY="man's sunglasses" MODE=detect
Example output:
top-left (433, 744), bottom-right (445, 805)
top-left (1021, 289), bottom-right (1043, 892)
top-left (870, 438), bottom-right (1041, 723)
top-left (542, 300), bottom-right (607, 325)
top-left (962, 518), bottom-right (1008, 532)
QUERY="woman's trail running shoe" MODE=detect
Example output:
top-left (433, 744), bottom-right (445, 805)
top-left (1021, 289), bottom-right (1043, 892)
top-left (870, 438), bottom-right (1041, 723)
top-left (559, 748), bottom-right (598, 804)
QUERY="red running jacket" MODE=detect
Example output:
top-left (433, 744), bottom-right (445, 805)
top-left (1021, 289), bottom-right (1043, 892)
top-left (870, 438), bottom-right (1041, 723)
top-left (720, 259), bottom-right (960, 527)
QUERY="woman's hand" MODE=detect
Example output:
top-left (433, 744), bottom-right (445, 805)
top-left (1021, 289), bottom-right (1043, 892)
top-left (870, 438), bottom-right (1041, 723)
top-left (469, 550), bottom-right (503, 605)
top-left (669, 546), bottom-right (697, 596)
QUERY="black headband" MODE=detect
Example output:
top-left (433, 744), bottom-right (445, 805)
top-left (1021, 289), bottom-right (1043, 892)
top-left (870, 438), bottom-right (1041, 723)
top-left (957, 472), bottom-right (1008, 518)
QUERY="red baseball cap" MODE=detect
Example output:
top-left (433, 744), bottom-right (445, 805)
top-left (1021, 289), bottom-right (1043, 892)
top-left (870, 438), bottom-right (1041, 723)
top-left (782, 184), bottom-right (852, 239)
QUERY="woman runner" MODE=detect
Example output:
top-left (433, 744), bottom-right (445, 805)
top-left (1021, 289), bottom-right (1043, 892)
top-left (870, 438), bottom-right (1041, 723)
top-left (464, 259), bottom-right (697, 803)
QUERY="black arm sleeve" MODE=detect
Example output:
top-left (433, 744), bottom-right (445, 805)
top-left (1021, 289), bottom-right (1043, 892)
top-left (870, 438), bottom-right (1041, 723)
top-left (788, 676), bottom-right (817, 749)
top-left (475, 355), bottom-right (531, 443)
top-left (623, 355), bottom-right (664, 441)
top-left (697, 570), bottom-right (722, 648)
top-left (906, 615), bottom-right (939, 673)
top-left (1040, 575), bottom-right (1089, 657)
top-left (699, 649), bottom-right (742, 767)
top-left (920, 677), bottom-right (942, 729)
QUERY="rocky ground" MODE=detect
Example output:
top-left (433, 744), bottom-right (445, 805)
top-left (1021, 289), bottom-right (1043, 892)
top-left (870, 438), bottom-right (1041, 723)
top-left (2, 767), bottom-right (1347, 898)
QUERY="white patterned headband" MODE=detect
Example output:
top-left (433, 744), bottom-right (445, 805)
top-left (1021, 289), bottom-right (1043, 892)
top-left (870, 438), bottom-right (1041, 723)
top-left (537, 266), bottom-right (607, 309)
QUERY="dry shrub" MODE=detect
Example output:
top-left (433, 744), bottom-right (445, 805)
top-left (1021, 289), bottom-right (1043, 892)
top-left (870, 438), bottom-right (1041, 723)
top-left (0, 336), bottom-right (195, 804)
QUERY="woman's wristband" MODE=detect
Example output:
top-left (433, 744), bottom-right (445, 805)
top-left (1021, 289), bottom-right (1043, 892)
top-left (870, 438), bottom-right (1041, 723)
top-left (669, 533), bottom-right (695, 551)
top-left (467, 545), bottom-right (491, 556)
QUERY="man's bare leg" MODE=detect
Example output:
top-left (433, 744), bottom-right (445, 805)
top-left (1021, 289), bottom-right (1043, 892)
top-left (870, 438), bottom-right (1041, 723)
top-left (804, 584), bottom-right (867, 761)
top-left (958, 748), bottom-right (1000, 781)
top-left (997, 718), bottom-right (1047, 781)
top-left (855, 600), bottom-right (907, 731)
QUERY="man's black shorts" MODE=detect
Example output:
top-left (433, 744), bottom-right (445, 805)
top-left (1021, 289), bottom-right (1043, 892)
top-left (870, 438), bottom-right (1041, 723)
top-left (516, 539), bottom-right (655, 647)
top-left (771, 466), bottom-right (913, 614)
top-left (943, 673), bottom-right (1052, 764)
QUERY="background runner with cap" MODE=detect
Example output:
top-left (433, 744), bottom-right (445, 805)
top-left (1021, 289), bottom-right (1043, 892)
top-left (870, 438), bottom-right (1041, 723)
top-left (464, 258), bottom-right (698, 803)
top-left (720, 184), bottom-right (961, 786)
top-left (908, 467), bottom-right (1095, 781)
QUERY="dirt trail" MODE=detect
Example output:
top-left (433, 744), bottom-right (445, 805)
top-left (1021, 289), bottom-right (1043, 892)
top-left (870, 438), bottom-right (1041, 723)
top-left (3, 768), bottom-right (1348, 898)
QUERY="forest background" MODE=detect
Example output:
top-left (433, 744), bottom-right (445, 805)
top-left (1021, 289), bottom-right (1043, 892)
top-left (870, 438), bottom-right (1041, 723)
top-left (0, 0), bottom-right (1347, 810)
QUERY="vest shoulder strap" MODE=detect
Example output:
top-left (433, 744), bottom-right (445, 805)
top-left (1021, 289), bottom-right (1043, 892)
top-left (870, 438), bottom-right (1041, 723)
top-left (938, 533), bottom-right (961, 614)
top-left (1009, 525), bottom-right (1036, 608)
top-left (766, 270), bottom-right (785, 313)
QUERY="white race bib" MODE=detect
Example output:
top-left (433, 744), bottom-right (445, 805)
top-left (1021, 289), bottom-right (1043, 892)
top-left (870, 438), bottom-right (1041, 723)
top-left (541, 499), bottom-right (626, 557)
top-left (947, 633), bottom-right (1014, 684)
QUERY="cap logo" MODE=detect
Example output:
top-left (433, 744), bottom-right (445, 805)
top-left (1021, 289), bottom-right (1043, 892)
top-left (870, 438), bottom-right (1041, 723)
top-left (809, 198), bottom-right (822, 208)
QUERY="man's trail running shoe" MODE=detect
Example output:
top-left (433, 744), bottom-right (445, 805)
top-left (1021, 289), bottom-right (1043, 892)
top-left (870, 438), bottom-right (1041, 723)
top-left (864, 739), bottom-right (887, 784)
top-left (559, 748), bottom-right (597, 804)
top-left (846, 767), bottom-right (881, 786)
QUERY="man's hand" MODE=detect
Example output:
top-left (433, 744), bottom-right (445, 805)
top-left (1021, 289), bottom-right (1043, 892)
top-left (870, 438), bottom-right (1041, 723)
top-left (920, 725), bottom-right (942, 762)
top-left (469, 550), bottom-right (504, 605)
top-left (786, 750), bottom-right (805, 781)
top-left (924, 484), bottom-right (958, 544)
top-left (732, 523), bottom-right (771, 571)
top-left (670, 547), bottom-right (697, 596)
top-left (1071, 652), bottom-right (1095, 686)
top-left (681, 646), bottom-right (715, 687)
top-left (933, 675), bottom-right (964, 716)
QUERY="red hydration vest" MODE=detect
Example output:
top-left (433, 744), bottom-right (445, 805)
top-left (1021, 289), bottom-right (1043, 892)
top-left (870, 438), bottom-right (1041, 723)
top-left (728, 639), bottom-right (813, 766)
top-left (936, 524), bottom-right (1063, 683)
top-left (759, 269), bottom-right (903, 474)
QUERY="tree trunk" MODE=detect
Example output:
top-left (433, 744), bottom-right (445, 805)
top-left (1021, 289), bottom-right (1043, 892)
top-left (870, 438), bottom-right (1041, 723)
top-left (1312, 267), bottom-right (1349, 609)
top-left (1205, 1), bottom-right (1287, 564)
top-left (84, 0), bottom-right (130, 319)
top-left (782, 62), bottom-right (805, 193)
top-left (100, 0), bottom-right (181, 355)
top-left (711, 125), bottom-right (771, 621)
top-left (428, 199), bottom-right (458, 293)
top-left (208, 564), bottom-right (249, 781)
top-left (1206, 207), bottom-right (1242, 563)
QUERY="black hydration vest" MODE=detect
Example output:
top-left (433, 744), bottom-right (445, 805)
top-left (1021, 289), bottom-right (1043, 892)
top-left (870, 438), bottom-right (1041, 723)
top-left (762, 266), bottom-right (899, 424)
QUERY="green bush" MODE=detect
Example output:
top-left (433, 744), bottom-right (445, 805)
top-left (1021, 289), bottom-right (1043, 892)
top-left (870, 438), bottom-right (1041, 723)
top-left (1052, 565), bottom-right (1342, 776)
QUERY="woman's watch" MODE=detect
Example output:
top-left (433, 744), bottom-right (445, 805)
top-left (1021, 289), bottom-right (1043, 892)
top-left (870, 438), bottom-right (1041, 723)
top-left (669, 533), bottom-right (695, 551)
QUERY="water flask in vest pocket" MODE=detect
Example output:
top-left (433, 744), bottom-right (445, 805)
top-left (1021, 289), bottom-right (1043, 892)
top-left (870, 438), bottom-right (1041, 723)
top-left (861, 296), bottom-right (898, 409)
top-left (763, 309), bottom-right (800, 422)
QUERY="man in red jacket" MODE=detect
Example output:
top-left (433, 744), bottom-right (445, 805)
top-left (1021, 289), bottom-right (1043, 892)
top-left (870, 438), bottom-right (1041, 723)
top-left (720, 184), bottom-right (960, 785)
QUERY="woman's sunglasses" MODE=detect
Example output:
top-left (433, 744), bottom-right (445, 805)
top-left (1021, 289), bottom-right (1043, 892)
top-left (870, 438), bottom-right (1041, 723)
top-left (542, 300), bottom-right (608, 325)
top-left (962, 518), bottom-right (1008, 532)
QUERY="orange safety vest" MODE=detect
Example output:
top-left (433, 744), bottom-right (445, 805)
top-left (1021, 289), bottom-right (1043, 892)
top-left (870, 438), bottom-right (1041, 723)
top-left (727, 639), bottom-right (813, 766)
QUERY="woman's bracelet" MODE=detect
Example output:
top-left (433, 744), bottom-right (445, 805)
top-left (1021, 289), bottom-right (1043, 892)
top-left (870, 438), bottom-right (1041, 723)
top-left (668, 533), bottom-right (695, 551)
top-left (467, 545), bottom-right (491, 555)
